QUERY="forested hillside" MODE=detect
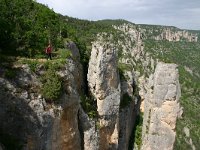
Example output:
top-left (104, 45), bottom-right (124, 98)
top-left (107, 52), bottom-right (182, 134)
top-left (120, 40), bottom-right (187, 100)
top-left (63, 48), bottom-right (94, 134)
top-left (0, 0), bottom-right (126, 63)
top-left (0, 0), bottom-right (62, 56)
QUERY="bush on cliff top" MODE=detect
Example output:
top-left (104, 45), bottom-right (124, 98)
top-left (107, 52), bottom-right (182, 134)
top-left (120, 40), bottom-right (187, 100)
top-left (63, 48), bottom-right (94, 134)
top-left (40, 68), bottom-right (62, 101)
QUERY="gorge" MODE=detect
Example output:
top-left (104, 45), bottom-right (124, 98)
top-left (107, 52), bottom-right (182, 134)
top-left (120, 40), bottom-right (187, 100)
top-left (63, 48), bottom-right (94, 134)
top-left (0, 1), bottom-right (200, 150)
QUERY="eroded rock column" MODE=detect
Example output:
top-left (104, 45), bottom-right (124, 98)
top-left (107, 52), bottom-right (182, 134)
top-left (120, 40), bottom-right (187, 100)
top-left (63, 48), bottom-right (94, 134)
top-left (50, 43), bottom-right (83, 150)
top-left (141, 62), bottom-right (182, 150)
top-left (87, 40), bottom-right (121, 150)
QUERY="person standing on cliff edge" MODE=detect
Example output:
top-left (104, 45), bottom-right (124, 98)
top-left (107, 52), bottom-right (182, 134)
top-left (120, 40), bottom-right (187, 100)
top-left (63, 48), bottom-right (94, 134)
top-left (45, 43), bottom-right (52, 60)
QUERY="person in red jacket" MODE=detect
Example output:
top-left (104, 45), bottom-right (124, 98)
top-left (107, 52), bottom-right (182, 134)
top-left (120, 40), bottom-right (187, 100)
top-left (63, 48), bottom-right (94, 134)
top-left (45, 44), bottom-right (52, 60)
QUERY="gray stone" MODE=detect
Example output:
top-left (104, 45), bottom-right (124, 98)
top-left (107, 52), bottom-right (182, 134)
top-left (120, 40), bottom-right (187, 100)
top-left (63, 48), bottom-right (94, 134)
top-left (65, 41), bottom-right (80, 60)
top-left (20, 91), bottom-right (29, 99)
top-left (155, 29), bottom-right (198, 42)
top-left (0, 43), bottom-right (83, 150)
top-left (79, 108), bottom-right (99, 150)
top-left (87, 39), bottom-right (121, 150)
top-left (184, 127), bottom-right (190, 137)
top-left (141, 62), bottom-right (182, 150)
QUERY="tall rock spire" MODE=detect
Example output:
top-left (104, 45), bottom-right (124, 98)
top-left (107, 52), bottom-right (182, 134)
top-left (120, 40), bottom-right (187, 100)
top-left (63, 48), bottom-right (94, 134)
top-left (141, 62), bottom-right (182, 150)
top-left (87, 38), bottom-right (121, 150)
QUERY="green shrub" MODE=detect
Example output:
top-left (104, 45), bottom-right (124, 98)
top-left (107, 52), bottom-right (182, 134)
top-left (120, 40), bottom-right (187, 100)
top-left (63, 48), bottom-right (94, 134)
top-left (120, 92), bottom-right (132, 109)
top-left (118, 63), bottom-right (133, 81)
top-left (35, 54), bottom-right (45, 59)
top-left (42, 58), bottom-right (66, 70)
top-left (4, 69), bottom-right (16, 79)
top-left (118, 63), bottom-right (133, 72)
top-left (28, 61), bottom-right (39, 72)
top-left (41, 69), bottom-right (62, 101)
top-left (134, 113), bottom-right (143, 149)
top-left (55, 49), bottom-right (72, 59)
top-left (80, 95), bottom-right (97, 118)
top-left (43, 61), bottom-right (51, 70)
top-left (21, 59), bottom-right (39, 72)
top-left (128, 113), bottom-right (143, 150)
top-left (95, 121), bottom-right (101, 129)
top-left (118, 67), bottom-right (127, 81)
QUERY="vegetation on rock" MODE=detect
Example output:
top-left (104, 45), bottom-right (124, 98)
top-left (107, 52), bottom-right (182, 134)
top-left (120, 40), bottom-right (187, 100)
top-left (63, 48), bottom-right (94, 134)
top-left (120, 93), bottom-right (133, 110)
top-left (40, 67), bottom-right (62, 101)
top-left (80, 95), bottom-right (97, 118)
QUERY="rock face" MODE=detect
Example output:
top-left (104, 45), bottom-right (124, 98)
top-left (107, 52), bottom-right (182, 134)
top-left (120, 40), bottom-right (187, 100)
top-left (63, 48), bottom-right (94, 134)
top-left (156, 29), bottom-right (198, 42)
top-left (114, 24), bottom-right (184, 150)
top-left (87, 39), bottom-right (121, 150)
top-left (118, 101), bottom-right (136, 150)
top-left (78, 107), bottom-right (99, 150)
top-left (141, 62), bottom-right (182, 150)
top-left (137, 24), bottom-right (198, 42)
top-left (0, 44), bottom-right (83, 150)
top-left (50, 55), bottom-right (83, 150)
top-left (0, 65), bottom-right (49, 150)
top-left (0, 24), bottom-right (186, 150)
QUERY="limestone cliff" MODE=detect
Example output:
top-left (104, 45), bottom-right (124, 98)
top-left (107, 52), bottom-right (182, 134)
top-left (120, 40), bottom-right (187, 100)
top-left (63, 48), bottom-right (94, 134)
top-left (156, 29), bottom-right (198, 42)
top-left (82, 33), bottom-right (140, 150)
top-left (87, 38), bottom-right (121, 149)
top-left (0, 22), bottom-right (188, 150)
top-left (113, 23), bottom-right (184, 150)
top-left (141, 63), bottom-right (182, 150)
top-left (50, 51), bottom-right (83, 150)
top-left (0, 42), bottom-right (83, 150)
top-left (0, 38), bottom-right (138, 150)
top-left (137, 25), bottom-right (198, 42)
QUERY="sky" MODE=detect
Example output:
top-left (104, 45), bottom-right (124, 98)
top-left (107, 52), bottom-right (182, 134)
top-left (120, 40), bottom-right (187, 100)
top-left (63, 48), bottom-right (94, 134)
top-left (37, 0), bottom-right (200, 30)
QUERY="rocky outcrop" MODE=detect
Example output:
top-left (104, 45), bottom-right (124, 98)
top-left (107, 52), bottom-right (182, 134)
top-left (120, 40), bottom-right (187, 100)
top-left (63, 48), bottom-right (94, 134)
top-left (118, 101), bottom-right (136, 150)
top-left (0, 44), bottom-right (83, 150)
top-left (78, 107), bottom-right (99, 150)
top-left (0, 35), bottom-right (138, 150)
top-left (0, 23), bottom-right (187, 150)
top-left (113, 23), bottom-right (185, 150)
top-left (136, 24), bottom-right (198, 42)
top-left (85, 33), bottom-right (141, 150)
top-left (51, 55), bottom-right (83, 150)
top-left (87, 39), bottom-right (121, 150)
top-left (65, 41), bottom-right (81, 61)
top-left (141, 62), bottom-right (182, 150)
top-left (0, 65), bottom-right (49, 150)
top-left (66, 24), bottom-right (177, 149)
top-left (156, 29), bottom-right (198, 42)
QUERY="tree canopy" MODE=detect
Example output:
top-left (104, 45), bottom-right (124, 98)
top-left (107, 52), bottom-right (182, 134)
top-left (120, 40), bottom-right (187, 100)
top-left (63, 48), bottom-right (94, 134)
top-left (0, 0), bottom-right (61, 57)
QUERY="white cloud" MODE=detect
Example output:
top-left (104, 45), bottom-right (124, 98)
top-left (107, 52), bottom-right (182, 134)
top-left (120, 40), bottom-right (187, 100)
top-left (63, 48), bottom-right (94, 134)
top-left (37, 0), bottom-right (200, 30)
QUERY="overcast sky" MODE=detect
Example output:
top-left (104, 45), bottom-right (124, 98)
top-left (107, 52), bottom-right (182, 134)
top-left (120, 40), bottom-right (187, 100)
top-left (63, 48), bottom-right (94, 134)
top-left (37, 0), bottom-right (200, 30)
